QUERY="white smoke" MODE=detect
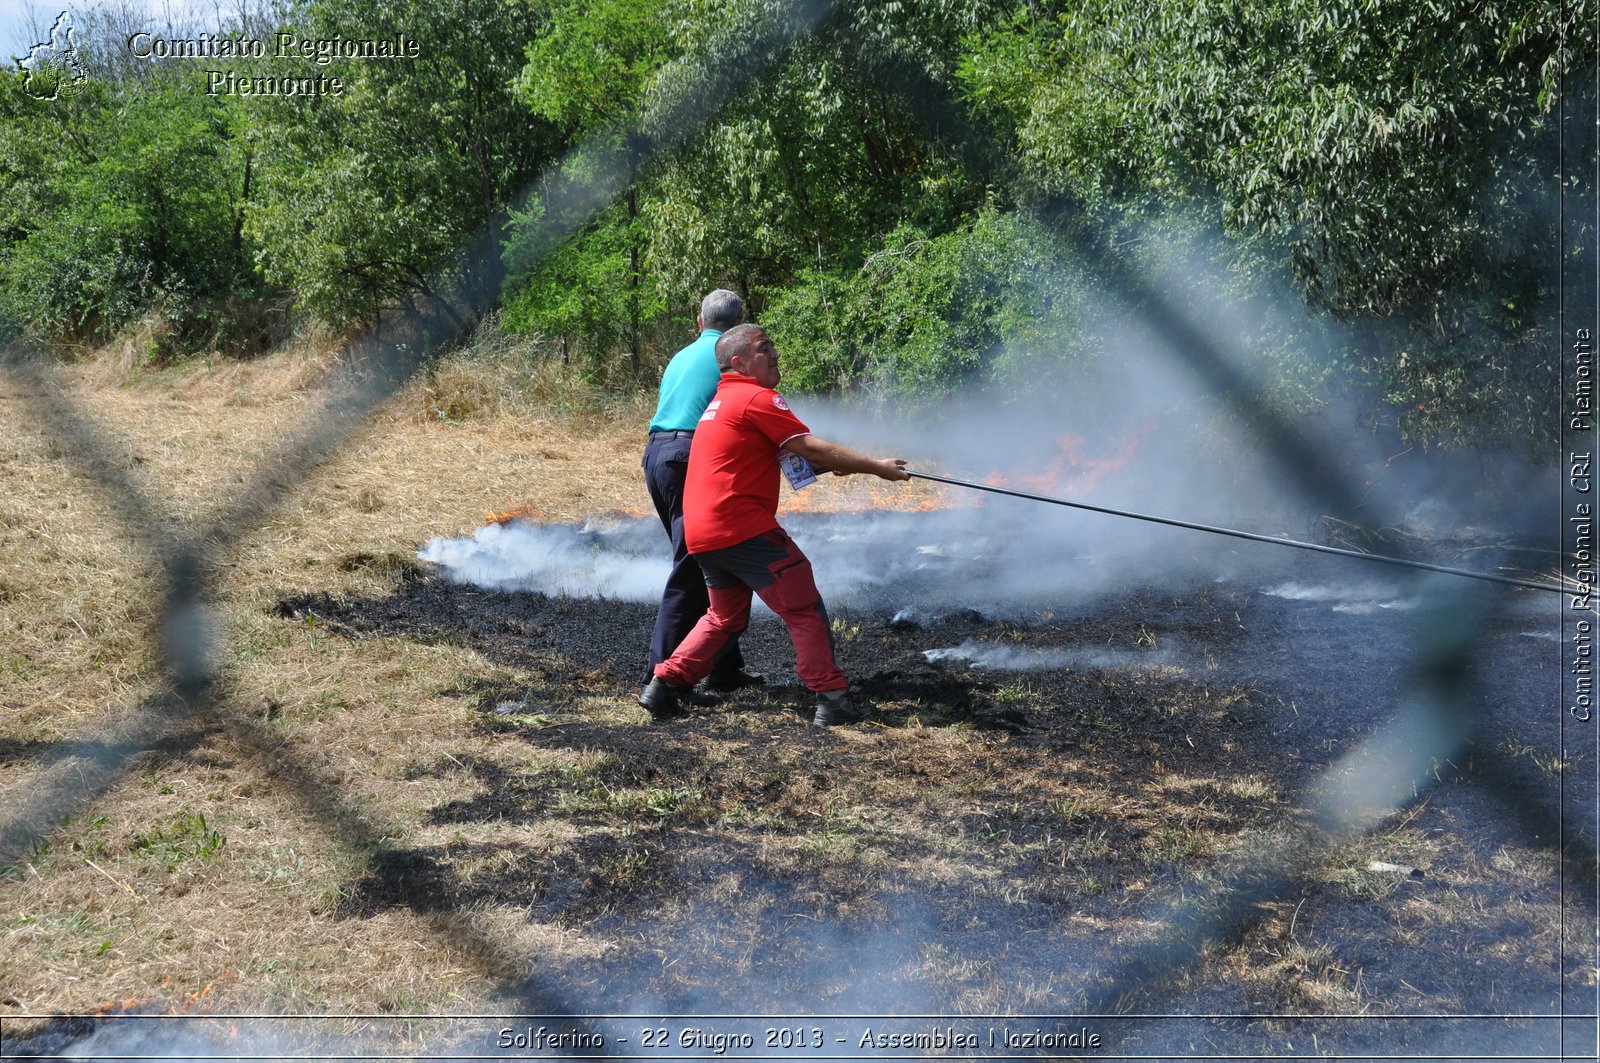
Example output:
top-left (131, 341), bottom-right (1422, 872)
top-left (1261, 580), bottom-right (1423, 615)
top-left (417, 505), bottom-right (1203, 615)
top-left (419, 211), bottom-right (1557, 619)
top-left (923, 638), bottom-right (1177, 672)
top-left (419, 518), bottom-right (668, 601)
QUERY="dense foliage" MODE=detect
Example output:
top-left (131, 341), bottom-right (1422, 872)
top-left (244, 0), bottom-right (560, 324)
top-left (960, 0), bottom-right (1580, 447)
top-left (0, 0), bottom-right (1586, 450)
top-left (0, 71), bottom-right (258, 350)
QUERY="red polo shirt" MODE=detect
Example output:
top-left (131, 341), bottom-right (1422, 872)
top-left (684, 373), bottom-right (811, 554)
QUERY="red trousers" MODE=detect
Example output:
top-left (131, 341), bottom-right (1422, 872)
top-left (653, 528), bottom-right (848, 693)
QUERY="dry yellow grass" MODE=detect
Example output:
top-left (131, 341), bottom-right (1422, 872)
top-left (0, 336), bottom-right (660, 1018)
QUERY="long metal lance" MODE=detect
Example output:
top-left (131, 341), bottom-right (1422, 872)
top-left (907, 470), bottom-right (1570, 596)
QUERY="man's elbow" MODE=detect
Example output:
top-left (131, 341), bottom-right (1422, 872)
top-left (785, 434), bottom-right (823, 461)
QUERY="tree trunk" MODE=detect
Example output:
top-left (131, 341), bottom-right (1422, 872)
top-left (628, 185), bottom-right (641, 378)
top-left (233, 150), bottom-right (252, 260)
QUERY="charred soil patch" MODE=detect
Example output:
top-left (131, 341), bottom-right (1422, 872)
top-left (261, 568), bottom-right (1320, 1009)
top-left (254, 548), bottom-right (1585, 1036)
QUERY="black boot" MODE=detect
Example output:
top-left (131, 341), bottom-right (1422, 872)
top-left (701, 668), bottom-right (765, 694)
top-left (812, 690), bottom-right (870, 727)
top-left (639, 677), bottom-right (689, 720)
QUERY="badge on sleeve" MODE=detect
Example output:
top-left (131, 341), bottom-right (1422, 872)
top-left (771, 393), bottom-right (790, 411)
top-left (779, 449), bottom-right (817, 489)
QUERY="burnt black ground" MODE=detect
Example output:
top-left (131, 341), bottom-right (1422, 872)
top-left (251, 529), bottom-right (1598, 1060)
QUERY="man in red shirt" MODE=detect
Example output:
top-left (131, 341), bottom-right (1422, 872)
top-left (639, 324), bottom-right (909, 726)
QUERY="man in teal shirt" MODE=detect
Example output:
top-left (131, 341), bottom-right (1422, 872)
top-left (641, 289), bottom-right (759, 710)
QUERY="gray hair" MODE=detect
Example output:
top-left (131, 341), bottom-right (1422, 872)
top-left (699, 288), bottom-right (745, 331)
top-left (714, 323), bottom-right (767, 371)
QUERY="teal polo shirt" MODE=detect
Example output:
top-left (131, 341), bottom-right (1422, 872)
top-left (648, 329), bottom-right (723, 433)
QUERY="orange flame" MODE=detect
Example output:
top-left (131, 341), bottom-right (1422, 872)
top-left (93, 996), bottom-right (143, 1016)
top-left (486, 503), bottom-right (653, 526)
top-left (778, 473), bottom-right (959, 515)
top-left (484, 422), bottom-right (1154, 527)
top-left (984, 420), bottom-right (1156, 497)
top-left (485, 504), bottom-right (545, 525)
top-left (89, 973), bottom-right (235, 1018)
top-left (182, 972), bottom-right (235, 1008)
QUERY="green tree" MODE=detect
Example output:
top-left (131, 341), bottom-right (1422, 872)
top-left (245, 0), bottom-right (561, 325)
top-left (958, 0), bottom-right (1581, 448)
top-left (761, 207), bottom-right (1097, 393)
top-left (505, 0), bottom-right (680, 375)
top-left (502, 0), bottom-right (1008, 380)
top-left (0, 70), bottom-right (255, 348)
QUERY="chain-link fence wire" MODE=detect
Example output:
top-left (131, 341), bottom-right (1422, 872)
top-left (1, 0), bottom-right (1593, 1054)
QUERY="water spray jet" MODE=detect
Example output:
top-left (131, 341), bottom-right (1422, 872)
top-left (907, 470), bottom-right (1568, 595)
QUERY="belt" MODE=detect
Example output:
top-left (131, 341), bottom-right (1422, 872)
top-left (648, 430), bottom-right (695, 440)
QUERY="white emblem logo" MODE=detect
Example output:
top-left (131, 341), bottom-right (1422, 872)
top-left (21, 11), bottom-right (88, 102)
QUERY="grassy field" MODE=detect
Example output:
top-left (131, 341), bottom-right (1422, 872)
top-left (1, 332), bottom-right (660, 1013)
top-left (0, 334), bottom-right (1588, 1058)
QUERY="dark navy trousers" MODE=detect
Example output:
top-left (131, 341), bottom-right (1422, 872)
top-left (642, 433), bottom-right (745, 684)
